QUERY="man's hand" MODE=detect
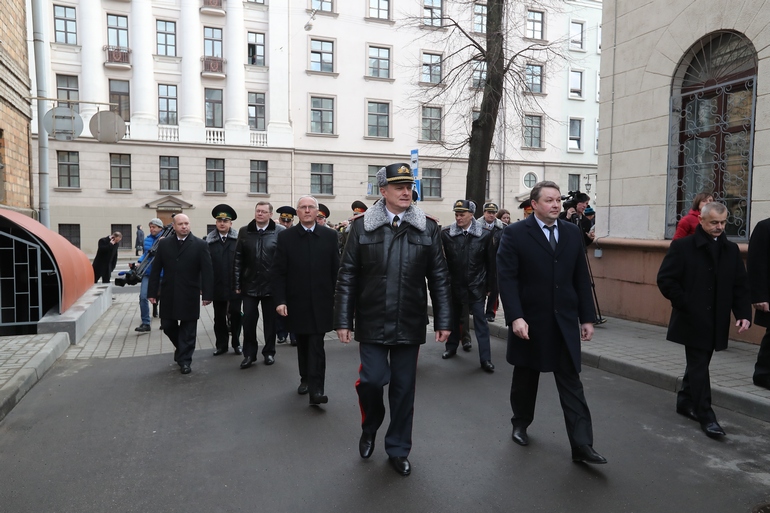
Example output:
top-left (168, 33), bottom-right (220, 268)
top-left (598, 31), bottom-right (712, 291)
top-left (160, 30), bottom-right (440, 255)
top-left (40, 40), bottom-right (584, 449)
top-left (753, 302), bottom-right (769, 312)
top-left (512, 318), bottom-right (529, 340)
top-left (337, 329), bottom-right (351, 344)
top-left (276, 304), bottom-right (288, 317)
top-left (435, 330), bottom-right (451, 342)
top-left (565, 208), bottom-right (576, 219)
top-left (235, 289), bottom-right (241, 295)
top-left (736, 319), bottom-right (751, 333)
top-left (149, 298), bottom-right (157, 305)
top-left (202, 300), bottom-right (211, 306)
top-left (581, 323), bottom-right (594, 341)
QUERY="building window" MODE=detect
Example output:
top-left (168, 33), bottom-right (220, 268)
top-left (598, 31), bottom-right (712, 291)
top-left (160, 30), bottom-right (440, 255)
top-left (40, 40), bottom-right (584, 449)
top-left (472, 60), bottom-right (487, 88)
top-left (206, 158), bottom-right (225, 192)
top-left (369, 0), bottom-right (389, 19)
top-left (523, 172), bottom-right (538, 188)
top-left (523, 115), bottom-right (542, 148)
top-left (204, 27), bottom-right (223, 57)
top-left (57, 151), bottom-right (79, 188)
top-left (58, 224), bottom-right (81, 248)
top-left (666, 31), bottom-right (757, 239)
top-left (595, 118), bottom-right (600, 154)
top-left (526, 10), bottom-right (543, 40)
top-left (246, 0), bottom-right (265, 3)
top-left (312, 0), bottom-right (332, 11)
top-left (422, 168), bottom-right (442, 198)
top-left (421, 106), bottom-right (442, 141)
top-left (569, 70), bottom-right (583, 98)
top-left (107, 14), bottom-right (128, 48)
top-left (310, 39), bottom-right (334, 73)
top-left (368, 46), bottom-right (390, 78)
top-left (248, 92), bottom-right (266, 131)
top-left (596, 70), bottom-right (601, 102)
top-left (570, 21), bottom-right (584, 50)
top-left (205, 88), bottom-right (223, 128)
top-left (367, 165), bottom-right (380, 195)
top-left (311, 163), bottom-right (333, 195)
top-left (367, 101), bottom-right (390, 138)
top-left (110, 154), bottom-right (131, 190)
top-left (422, 53), bottom-right (442, 84)
top-left (569, 118), bottom-right (582, 151)
top-left (156, 20), bottom-right (176, 56)
top-left (474, 3), bottom-right (487, 33)
top-left (424, 0), bottom-right (442, 27)
top-left (54, 5), bottom-right (77, 45)
top-left (310, 96), bottom-right (334, 134)
top-left (568, 173), bottom-right (580, 192)
top-left (111, 224), bottom-right (132, 249)
top-left (159, 156), bottom-right (179, 191)
top-left (158, 84), bottom-right (177, 125)
top-left (56, 75), bottom-right (79, 112)
top-left (248, 32), bottom-right (265, 66)
top-left (525, 64), bottom-right (543, 93)
top-left (250, 160), bottom-right (268, 193)
top-left (109, 79), bottom-right (130, 122)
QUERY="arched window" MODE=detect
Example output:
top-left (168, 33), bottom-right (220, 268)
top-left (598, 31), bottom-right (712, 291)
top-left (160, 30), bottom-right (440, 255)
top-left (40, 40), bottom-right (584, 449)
top-left (665, 31), bottom-right (757, 239)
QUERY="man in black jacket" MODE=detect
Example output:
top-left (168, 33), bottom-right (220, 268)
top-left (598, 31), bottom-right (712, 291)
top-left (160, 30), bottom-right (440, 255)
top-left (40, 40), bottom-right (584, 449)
top-left (334, 162), bottom-right (452, 477)
top-left (273, 195), bottom-right (339, 405)
top-left (207, 204), bottom-right (242, 356)
top-left (441, 199), bottom-right (495, 373)
top-left (148, 214), bottom-right (214, 374)
top-left (481, 202), bottom-right (504, 322)
top-left (748, 217), bottom-right (770, 390)
top-left (658, 201), bottom-right (751, 438)
top-left (92, 231), bottom-right (122, 283)
top-left (233, 202), bottom-right (285, 369)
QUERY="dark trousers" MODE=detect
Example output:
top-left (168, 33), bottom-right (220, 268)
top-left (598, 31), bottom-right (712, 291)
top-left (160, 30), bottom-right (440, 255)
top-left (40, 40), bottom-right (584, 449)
top-left (160, 318), bottom-right (198, 366)
top-left (510, 344), bottom-right (594, 448)
top-left (93, 265), bottom-right (110, 284)
top-left (242, 295), bottom-right (276, 359)
top-left (276, 316), bottom-right (296, 344)
top-left (446, 300), bottom-right (492, 362)
top-left (213, 299), bottom-right (242, 351)
top-left (754, 328), bottom-right (770, 379)
top-left (678, 346), bottom-right (717, 424)
top-left (485, 284), bottom-right (499, 319)
top-left (357, 343), bottom-right (420, 458)
top-left (296, 333), bottom-right (326, 396)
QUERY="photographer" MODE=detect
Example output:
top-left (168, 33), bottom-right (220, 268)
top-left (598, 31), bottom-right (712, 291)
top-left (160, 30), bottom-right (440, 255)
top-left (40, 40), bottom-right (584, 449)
top-left (133, 219), bottom-right (165, 333)
top-left (92, 231), bottom-right (122, 283)
top-left (559, 192), bottom-right (595, 248)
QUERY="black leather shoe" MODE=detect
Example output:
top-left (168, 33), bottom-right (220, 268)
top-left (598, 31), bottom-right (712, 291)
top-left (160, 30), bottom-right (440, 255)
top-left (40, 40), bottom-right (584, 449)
top-left (240, 356), bottom-right (255, 369)
top-left (676, 406), bottom-right (699, 422)
top-left (297, 382), bottom-right (309, 395)
top-left (481, 360), bottom-right (495, 373)
top-left (134, 324), bottom-right (151, 332)
top-left (264, 355), bottom-right (275, 365)
top-left (511, 426), bottom-right (529, 446)
top-left (753, 375), bottom-right (770, 390)
top-left (701, 421), bottom-right (726, 438)
top-left (571, 445), bottom-right (607, 464)
top-left (462, 341), bottom-right (472, 352)
top-left (233, 346), bottom-right (242, 355)
top-left (359, 432), bottom-right (376, 459)
top-left (389, 457), bottom-right (411, 476)
top-left (309, 393), bottom-right (328, 405)
top-left (180, 364), bottom-right (191, 375)
top-left (277, 336), bottom-right (287, 344)
top-left (486, 316), bottom-right (495, 323)
top-left (442, 350), bottom-right (456, 359)
top-left (213, 348), bottom-right (228, 356)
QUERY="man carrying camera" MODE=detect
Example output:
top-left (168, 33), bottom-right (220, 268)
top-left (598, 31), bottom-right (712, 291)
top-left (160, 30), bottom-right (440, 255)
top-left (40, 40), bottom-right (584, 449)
top-left (559, 192), bottom-right (595, 248)
top-left (134, 218), bottom-right (165, 333)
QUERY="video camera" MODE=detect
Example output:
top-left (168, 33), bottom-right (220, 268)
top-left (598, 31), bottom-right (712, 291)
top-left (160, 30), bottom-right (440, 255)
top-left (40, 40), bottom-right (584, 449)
top-left (114, 223), bottom-right (175, 286)
top-left (561, 190), bottom-right (590, 211)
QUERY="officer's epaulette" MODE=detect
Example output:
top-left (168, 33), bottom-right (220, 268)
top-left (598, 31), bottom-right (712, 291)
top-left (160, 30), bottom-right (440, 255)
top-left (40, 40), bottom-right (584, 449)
top-left (350, 212), bottom-right (365, 221)
top-left (426, 214), bottom-right (440, 224)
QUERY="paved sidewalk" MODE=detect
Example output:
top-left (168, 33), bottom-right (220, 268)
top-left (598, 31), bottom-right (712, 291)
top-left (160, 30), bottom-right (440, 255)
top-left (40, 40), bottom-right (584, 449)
top-left (1, 286), bottom-right (770, 424)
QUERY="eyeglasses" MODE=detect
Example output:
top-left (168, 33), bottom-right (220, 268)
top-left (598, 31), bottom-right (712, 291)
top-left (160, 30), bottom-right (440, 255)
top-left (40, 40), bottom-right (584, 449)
top-left (255, 209), bottom-right (271, 215)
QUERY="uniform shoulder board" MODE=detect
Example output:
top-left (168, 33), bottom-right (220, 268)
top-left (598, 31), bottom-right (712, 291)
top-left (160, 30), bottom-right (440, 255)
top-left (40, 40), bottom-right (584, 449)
top-left (426, 214), bottom-right (440, 223)
top-left (350, 212), bottom-right (365, 221)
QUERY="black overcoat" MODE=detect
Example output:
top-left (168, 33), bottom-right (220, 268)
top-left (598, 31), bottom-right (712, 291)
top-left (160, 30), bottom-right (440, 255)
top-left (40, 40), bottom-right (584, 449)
top-left (497, 216), bottom-right (596, 372)
top-left (748, 218), bottom-right (770, 328)
top-left (92, 236), bottom-right (119, 278)
top-left (271, 224), bottom-right (339, 334)
top-left (148, 233), bottom-right (214, 321)
top-left (206, 228), bottom-right (239, 301)
top-left (657, 225), bottom-right (751, 351)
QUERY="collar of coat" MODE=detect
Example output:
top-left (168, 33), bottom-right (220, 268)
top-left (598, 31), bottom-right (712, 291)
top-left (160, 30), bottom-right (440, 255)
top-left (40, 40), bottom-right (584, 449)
top-left (205, 227), bottom-right (238, 243)
top-left (246, 218), bottom-right (281, 233)
top-left (694, 224), bottom-right (727, 247)
top-left (363, 200), bottom-right (427, 232)
top-left (448, 217), bottom-right (483, 237)
top-left (484, 218), bottom-right (505, 230)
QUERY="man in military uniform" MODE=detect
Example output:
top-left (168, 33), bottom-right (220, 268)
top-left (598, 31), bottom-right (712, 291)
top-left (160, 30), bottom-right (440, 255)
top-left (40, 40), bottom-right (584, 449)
top-left (275, 206), bottom-right (297, 346)
top-left (334, 162), bottom-right (452, 477)
top-left (206, 204), bottom-right (242, 356)
top-left (481, 202), bottom-right (504, 323)
top-left (316, 204), bottom-right (331, 227)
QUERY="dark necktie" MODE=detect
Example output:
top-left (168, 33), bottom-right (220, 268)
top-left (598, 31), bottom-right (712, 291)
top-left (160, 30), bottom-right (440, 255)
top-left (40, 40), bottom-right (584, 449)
top-left (177, 238), bottom-right (185, 247)
top-left (392, 215), bottom-right (399, 229)
top-left (221, 236), bottom-right (226, 244)
top-left (307, 228), bottom-right (312, 234)
top-left (546, 225), bottom-right (556, 251)
top-left (463, 230), bottom-right (468, 237)
top-left (258, 229), bottom-right (264, 234)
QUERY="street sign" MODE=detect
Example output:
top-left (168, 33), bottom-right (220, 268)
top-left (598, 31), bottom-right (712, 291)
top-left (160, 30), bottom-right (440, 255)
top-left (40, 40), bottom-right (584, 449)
top-left (89, 111), bottom-right (126, 143)
top-left (42, 106), bottom-right (83, 141)
top-left (410, 149), bottom-right (419, 177)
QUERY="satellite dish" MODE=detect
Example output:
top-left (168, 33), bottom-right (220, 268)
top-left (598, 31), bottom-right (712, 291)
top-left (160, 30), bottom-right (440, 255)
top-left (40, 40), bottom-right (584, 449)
top-left (89, 111), bottom-right (127, 143)
top-left (42, 106), bottom-right (84, 141)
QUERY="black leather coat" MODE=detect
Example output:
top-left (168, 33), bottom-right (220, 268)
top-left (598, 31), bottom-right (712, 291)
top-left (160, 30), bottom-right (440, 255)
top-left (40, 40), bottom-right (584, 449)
top-left (233, 218), bottom-right (284, 297)
top-left (441, 219), bottom-right (494, 304)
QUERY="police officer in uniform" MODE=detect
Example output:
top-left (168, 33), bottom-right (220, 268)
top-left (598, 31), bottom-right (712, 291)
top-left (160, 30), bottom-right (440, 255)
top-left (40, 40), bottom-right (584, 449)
top-left (275, 206), bottom-right (298, 345)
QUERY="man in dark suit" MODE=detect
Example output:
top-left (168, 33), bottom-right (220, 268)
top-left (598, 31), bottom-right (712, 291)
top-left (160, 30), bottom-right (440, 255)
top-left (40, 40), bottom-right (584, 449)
top-left (148, 214), bottom-right (214, 374)
top-left (748, 217), bottom-right (770, 390)
top-left (658, 201), bottom-right (751, 437)
top-left (497, 180), bottom-right (606, 464)
top-left (207, 204), bottom-right (242, 356)
top-left (92, 231), bottom-right (122, 283)
top-left (272, 195), bottom-right (339, 405)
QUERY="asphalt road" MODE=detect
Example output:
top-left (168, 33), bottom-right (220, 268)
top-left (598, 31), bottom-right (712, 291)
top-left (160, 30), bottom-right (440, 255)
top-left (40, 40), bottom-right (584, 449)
top-left (1, 338), bottom-right (769, 513)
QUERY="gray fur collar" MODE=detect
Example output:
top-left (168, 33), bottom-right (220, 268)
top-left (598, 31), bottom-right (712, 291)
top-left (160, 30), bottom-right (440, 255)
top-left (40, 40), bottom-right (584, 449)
top-left (448, 217), bottom-right (483, 237)
top-left (363, 200), bottom-right (427, 232)
top-left (205, 227), bottom-right (238, 243)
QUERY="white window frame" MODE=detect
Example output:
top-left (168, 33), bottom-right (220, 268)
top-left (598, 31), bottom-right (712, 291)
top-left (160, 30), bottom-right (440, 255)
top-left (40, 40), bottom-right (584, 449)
top-left (365, 99), bottom-right (392, 139)
top-left (311, 0), bottom-right (334, 13)
top-left (568, 117), bottom-right (584, 152)
top-left (366, 44), bottom-right (392, 79)
top-left (309, 38), bottom-right (336, 74)
top-left (595, 118), bottom-right (599, 155)
top-left (420, 105), bottom-right (443, 142)
top-left (421, 52), bottom-right (442, 84)
top-left (248, 32), bottom-right (265, 66)
top-left (522, 171), bottom-right (538, 189)
top-left (525, 62), bottom-right (544, 94)
top-left (596, 70), bottom-right (601, 102)
top-left (569, 68), bottom-right (584, 99)
top-left (473, 2), bottom-right (487, 34)
top-left (523, 114), bottom-right (543, 149)
top-left (368, 0), bottom-right (390, 20)
top-left (54, 5), bottom-right (77, 45)
top-left (308, 94), bottom-right (336, 136)
top-left (569, 20), bottom-right (585, 51)
top-left (597, 24), bottom-right (602, 53)
top-left (424, 0), bottom-right (443, 27)
top-left (525, 10), bottom-right (545, 41)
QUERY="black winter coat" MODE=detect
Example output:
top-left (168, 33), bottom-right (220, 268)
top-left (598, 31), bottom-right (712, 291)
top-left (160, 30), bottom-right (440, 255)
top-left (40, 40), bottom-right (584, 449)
top-left (233, 219), bottom-right (284, 297)
top-left (334, 203), bottom-right (452, 345)
top-left (272, 223), bottom-right (339, 334)
top-left (749, 218), bottom-right (770, 328)
top-left (657, 225), bottom-right (751, 351)
top-left (441, 219), bottom-right (494, 304)
top-left (148, 233), bottom-right (214, 321)
top-left (206, 228), bottom-right (239, 301)
top-left (92, 235), bottom-right (119, 278)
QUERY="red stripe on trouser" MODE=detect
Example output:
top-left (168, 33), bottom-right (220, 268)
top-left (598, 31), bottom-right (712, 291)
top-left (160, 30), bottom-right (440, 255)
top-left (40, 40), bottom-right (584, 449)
top-left (355, 363), bottom-right (365, 426)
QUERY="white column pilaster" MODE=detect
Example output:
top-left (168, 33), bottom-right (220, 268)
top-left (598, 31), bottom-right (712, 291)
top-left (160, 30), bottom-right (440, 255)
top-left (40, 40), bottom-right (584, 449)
top-left (179, 0), bottom-right (204, 143)
top-left (266, 1), bottom-right (292, 147)
top-left (128, 0), bottom-right (157, 140)
top-left (224, 0), bottom-right (248, 145)
top-left (80, 0), bottom-right (107, 131)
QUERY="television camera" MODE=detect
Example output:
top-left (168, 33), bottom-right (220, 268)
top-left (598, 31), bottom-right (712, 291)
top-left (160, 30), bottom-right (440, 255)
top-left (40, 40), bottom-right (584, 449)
top-left (114, 223), bottom-right (175, 286)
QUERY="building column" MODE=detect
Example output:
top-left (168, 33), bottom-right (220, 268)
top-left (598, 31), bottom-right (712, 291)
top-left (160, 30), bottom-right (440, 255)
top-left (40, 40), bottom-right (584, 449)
top-left (266, 1), bottom-right (292, 147)
top-left (80, 0), bottom-right (108, 131)
top-left (178, 0), bottom-right (204, 143)
top-left (128, 0), bottom-right (157, 140)
top-left (223, 0), bottom-right (248, 145)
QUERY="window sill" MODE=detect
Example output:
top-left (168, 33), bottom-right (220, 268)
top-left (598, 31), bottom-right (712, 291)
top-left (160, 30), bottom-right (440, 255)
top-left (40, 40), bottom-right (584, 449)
top-left (243, 1), bottom-right (268, 12)
top-left (569, 47), bottom-right (587, 53)
top-left (418, 139), bottom-right (444, 144)
top-left (569, 95), bottom-right (586, 101)
top-left (50, 43), bottom-right (81, 53)
top-left (54, 187), bottom-right (81, 192)
top-left (245, 64), bottom-right (269, 73)
top-left (364, 76), bottom-right (395, 83)
top-left (203, 192), bottom-right (227, 196)
top-left (364, 16), bottom-right (395, 25)
top-left (523, 37), bottom-right (549, 45)
top-left (364, 136), bottom-right (394, 141)
top-left (313, 194), bottom-right (336, 199)
top-left (306, 132), bottom-right (339, 138)
top-left (567, 149), bottom-right (585, 154)
top-left (307, 8), bottom-right (338, 18)
top-left (107, 189), bottom-right (133, 194)
top-left (305, 70), bottom-right (339, 78)
top-left (158, 190), bottom-right (181, 195)
top-left (420, 196), bottom-right (443, 201)
top-left (418, 81), bottom-right (445, 88)
top-left (521, 146), bottom-right (546, 152)
top-left (523, 91), bottom-right (547, 97)
top-left (247, 192), bottom-right (270, 197)
top-left (153, 55), bottom-right (181, 63)
top-left (420, 24), bottom-right (447, 32)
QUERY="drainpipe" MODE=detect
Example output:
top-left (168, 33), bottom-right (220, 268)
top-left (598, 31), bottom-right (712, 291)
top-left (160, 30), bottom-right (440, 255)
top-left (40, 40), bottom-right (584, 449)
top-left (31, 0), bottom-right (50, 227)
